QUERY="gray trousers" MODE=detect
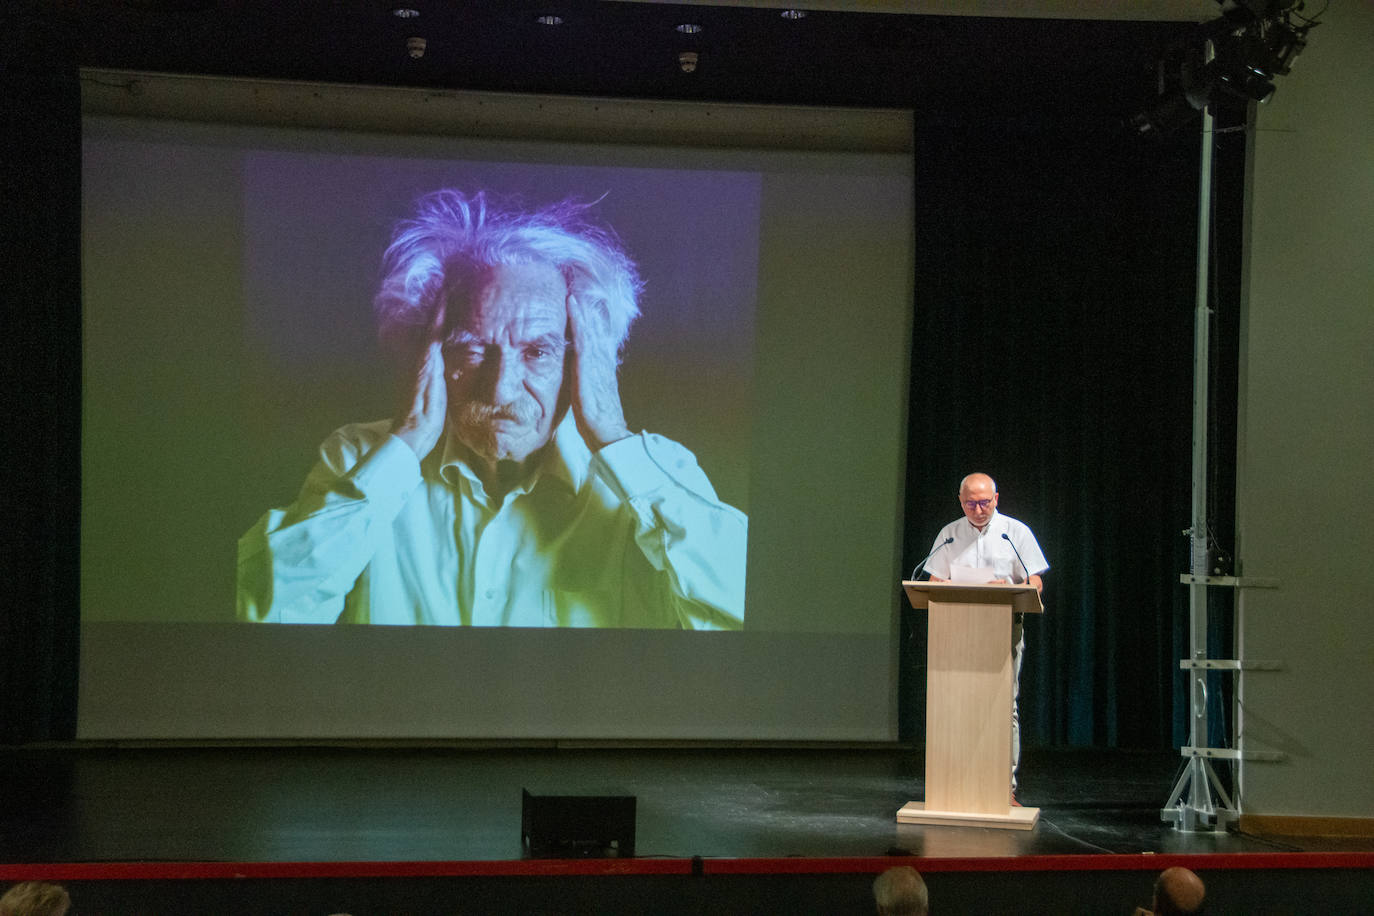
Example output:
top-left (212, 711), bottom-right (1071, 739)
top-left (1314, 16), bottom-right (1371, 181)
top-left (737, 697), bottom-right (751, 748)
top-left (1011, 615), bottom-right (1025, 792)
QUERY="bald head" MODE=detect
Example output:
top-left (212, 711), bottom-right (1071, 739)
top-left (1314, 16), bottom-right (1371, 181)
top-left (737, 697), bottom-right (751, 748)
top-left (957, 472), bottom-right (999, 530)
top-left (959, 472), bottom-right (997, 496)
top-left (1153, 866), bottom-right (1205, 915)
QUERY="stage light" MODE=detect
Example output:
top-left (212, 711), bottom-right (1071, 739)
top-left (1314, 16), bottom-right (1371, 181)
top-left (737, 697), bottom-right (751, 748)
top-left (1131, 0), bottom-right (1320, 135)
top-left (1238, 16), bottom-right (1308, 76)
top-left (1213, 60), bottom-right (1277, 103)
top-left (1131, 45), bottom-right (1214, 136)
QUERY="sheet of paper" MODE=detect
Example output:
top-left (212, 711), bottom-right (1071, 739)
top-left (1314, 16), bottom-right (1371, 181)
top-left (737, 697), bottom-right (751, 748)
top-left (949, 564), bottom-right (997, 584)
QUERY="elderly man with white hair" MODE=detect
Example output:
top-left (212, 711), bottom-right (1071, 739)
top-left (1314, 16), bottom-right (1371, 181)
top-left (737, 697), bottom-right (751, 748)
top-left (238, 189), bottom-right (746, 629)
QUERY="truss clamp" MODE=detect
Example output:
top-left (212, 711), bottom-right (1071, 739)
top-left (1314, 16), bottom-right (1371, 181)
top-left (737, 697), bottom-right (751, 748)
top-left (1180, 745), bottom-right (1284, 762)
top-left (1178, 574), bottom-right (1279, 588)
top-left (1178, 659), bottom-right (1282, 671)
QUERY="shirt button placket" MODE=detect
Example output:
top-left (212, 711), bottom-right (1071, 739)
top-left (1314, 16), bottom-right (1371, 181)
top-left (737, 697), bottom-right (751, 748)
top-left (472, 503), bottom-right (514, 627)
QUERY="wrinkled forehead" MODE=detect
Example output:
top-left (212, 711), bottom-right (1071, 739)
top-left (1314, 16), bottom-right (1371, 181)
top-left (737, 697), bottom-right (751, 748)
top-left (443, 259), bottom-right (570, 335)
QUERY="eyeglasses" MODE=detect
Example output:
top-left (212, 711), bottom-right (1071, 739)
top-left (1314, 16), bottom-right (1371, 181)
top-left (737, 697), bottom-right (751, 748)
top-left (963, 498), bottom-right (994, 511)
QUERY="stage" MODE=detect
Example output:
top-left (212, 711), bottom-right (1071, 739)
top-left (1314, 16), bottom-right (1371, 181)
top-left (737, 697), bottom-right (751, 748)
top-left (2, 744), bottom-right (1370, 913)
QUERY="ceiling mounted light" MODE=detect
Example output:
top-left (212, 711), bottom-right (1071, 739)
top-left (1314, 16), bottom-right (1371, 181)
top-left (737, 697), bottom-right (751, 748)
top-left (780, 9), bottom-right (807, 20)
top-left (536, 15), bottom-right (564, 26)
top-left (391, 7), bottom-right (420, 19)
top-left (675, 24), bottom-right (702, 35)
top-left (1131, 0), bottom-right (1321, 136)
top-left (1213, 61), bottom-right (1278, 103)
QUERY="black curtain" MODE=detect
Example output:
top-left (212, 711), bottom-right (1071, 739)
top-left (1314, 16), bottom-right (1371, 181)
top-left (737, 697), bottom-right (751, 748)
top-left (1, 5), bottom-right (1234, 750)
top-left (901, 108), bottom-right (1212, 749)
top-left (1, 6), bottom-right (82, 744)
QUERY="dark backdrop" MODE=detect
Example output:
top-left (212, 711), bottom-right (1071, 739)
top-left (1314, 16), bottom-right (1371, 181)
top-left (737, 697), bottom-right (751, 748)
top-left (900, 110), bottom-right (1207, 748)
top-left (2, 5), bottom-right (1235, 750)
top-left (1, 9), bottom-right (82, 745)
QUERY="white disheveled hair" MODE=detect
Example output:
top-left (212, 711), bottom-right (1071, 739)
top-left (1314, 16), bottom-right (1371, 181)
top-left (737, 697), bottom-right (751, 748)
top-left (373, 189), bottom-right (642, 363)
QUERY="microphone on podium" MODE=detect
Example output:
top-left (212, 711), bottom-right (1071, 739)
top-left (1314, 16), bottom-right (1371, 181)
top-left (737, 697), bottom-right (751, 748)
top-left (909, 537), bottom-right (954, 580)
top-left (1001, 532), bottom-right (1031, 584)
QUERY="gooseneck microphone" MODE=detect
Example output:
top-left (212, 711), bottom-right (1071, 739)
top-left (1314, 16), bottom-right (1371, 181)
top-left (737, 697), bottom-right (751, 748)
top-left (1001, 532), bottom-right (1031, 584)
top-left (909, 537), bottom-right (954, 580)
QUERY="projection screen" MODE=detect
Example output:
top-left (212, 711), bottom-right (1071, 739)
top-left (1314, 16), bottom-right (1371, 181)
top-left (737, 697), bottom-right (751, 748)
top-left (78, 74), bottom-right (914, 740)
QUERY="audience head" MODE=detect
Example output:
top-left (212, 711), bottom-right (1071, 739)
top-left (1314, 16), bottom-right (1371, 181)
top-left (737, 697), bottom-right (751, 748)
top-left (873, 865), bottom-right (928, 916)
top-left (0, 882), bottom-right (71, 916)
top-left (1153, 866), bottom-right (1206, 915)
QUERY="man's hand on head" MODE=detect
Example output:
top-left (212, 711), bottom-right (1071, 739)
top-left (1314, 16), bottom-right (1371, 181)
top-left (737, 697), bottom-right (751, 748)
top-left (567, 293), bottom-right (631, 451)
top-left (391, 338), bottom-right (448, 460)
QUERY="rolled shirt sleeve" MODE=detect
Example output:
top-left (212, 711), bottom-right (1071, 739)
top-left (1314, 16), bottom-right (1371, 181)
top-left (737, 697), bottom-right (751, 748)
top-left (593, 432), bottom-right (748, 630)
top-left (237, 425), bottom-right (422, 624)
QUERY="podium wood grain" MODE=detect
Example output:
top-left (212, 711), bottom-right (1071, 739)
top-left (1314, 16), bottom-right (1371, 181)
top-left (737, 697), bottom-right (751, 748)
top-left (926, 598), bottom-right (1013, 814)
top-left (899, 581), bottom-right (1043, 829)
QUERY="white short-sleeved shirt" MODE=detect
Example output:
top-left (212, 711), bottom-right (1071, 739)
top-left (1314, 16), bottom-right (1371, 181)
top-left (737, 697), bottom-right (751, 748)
top-left (923, 511), bottom-right (1048, 584)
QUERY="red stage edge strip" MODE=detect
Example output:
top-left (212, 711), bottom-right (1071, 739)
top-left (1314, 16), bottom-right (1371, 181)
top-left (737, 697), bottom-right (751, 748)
top-left (698, 852), bottom-right (1374, 875)
top-left (1, 851), bottom-right (1371, 883)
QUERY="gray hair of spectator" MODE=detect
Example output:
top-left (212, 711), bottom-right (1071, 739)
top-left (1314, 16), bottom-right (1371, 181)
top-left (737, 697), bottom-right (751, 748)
top-left (0, 881), bottom-right (71, 916)
top-left (873, 865), bottom-right (929, 916)
top-left (374, 188), bottom-right (643, 363)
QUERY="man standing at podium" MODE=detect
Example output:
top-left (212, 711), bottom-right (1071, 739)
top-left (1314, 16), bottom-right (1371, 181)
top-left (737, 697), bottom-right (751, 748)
top-left (924, 472), bottom-right (1048, 794)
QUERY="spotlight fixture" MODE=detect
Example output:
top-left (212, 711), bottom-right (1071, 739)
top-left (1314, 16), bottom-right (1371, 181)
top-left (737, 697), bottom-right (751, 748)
top-left (535, 15), bottom-right (564, 26)
top-left (780, 9), bottom-right (807, 19)
top-left (391, 7), bottom-right (420, 18)
top-left (1131, 0), bottom-right (1321, 135)
top-left (1212, 58), bottom-right (1278, 103)
top-left (675, 23), bottom-right (703, 35)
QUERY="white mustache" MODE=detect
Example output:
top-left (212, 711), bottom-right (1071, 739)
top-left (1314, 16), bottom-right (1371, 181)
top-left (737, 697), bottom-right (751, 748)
top-left (453, 398), bottom-right (539, 428)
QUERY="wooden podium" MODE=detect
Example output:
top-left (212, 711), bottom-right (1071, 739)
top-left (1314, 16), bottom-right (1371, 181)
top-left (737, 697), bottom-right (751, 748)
top-left (897, 581), bottom-right (1044, 830)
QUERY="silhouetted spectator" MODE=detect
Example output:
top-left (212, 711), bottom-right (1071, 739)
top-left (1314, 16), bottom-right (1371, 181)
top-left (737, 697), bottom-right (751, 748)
top-left (1133, 866), bottom-right (1205, 915)
top-left (0, 882), bottom-right (71, 916)
top-left (873, 865), bottom-right (928, 916)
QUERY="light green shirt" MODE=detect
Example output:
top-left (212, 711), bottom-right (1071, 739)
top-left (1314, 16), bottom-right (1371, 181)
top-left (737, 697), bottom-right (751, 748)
top-left (237, 415), bottom-right (746, 628)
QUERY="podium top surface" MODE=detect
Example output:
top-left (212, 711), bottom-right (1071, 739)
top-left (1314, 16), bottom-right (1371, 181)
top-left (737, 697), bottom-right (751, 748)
top-left (901, 580), bottom-right (1045, 614)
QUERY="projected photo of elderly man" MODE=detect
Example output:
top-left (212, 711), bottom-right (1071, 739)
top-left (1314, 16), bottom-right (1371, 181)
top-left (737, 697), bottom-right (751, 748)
top-left (237, 189), bottom-right (746, 628)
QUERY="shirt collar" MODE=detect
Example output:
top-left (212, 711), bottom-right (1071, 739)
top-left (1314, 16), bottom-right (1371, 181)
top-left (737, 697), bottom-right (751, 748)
top-left (437, 412), bottom-right (588, 498)
top-left (961, 509), bottom-right (1002, 536)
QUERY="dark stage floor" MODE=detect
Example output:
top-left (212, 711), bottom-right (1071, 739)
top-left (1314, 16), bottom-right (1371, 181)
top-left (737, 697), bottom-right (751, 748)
top-left (2, 744), bottom-right (1364, 865)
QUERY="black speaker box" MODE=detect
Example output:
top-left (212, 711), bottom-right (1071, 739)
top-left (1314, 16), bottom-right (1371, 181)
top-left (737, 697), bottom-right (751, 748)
top-left (521, 788), bottom-right (636, 857)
